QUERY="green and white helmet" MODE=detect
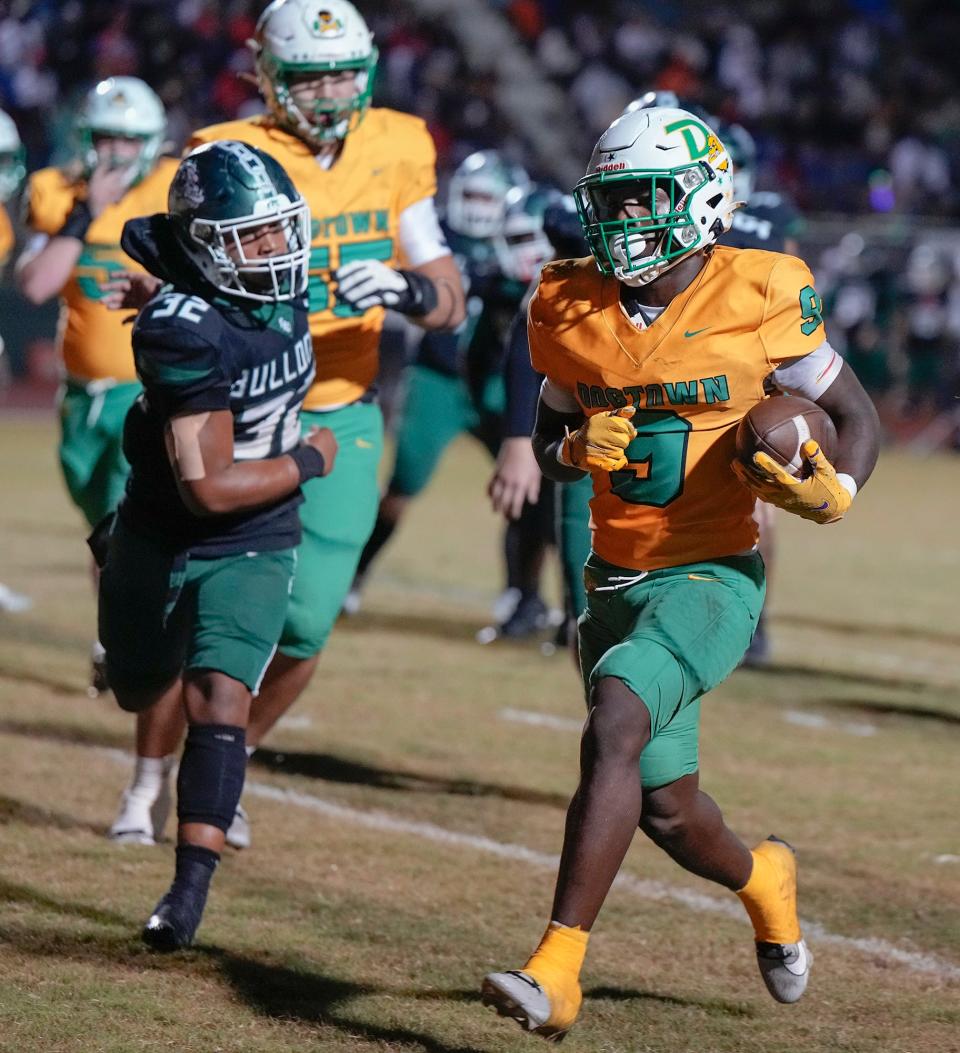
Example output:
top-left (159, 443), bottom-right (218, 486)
top-left (168, 140), bottom-right (311, 303)
top-left (253, 0), bottom-right (378, 146)
top-left (574, 106), bottom-right (737, 286)
top-left (446, 150), bottom-right (530, 240)
top-left (76, 76), bottom-right (166, 186)
top-left (494, 184), bottom-right (562, 283)
top-left (0, 109), bottom-right (26, 203)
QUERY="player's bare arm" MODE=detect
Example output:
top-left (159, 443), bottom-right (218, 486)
top-left (809, 361), bottom-right (880, 490)
top-left (735, 357), bottom-right (881, 524)
top-left (17, 149), bottom-right (134, 304)
top-left (167, 409), bottom-right (336, 518)
top-left (408, 251), bottom-right (466, 330)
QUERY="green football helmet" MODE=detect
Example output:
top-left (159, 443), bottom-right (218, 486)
top-left (76, 76), bottom-right (166, 186)
top-left (0, 109), bottom-right (26, 203)
top-left (168, 141), bottom-right (311, 303)
top-left (253, 0), bottom-right (378, 146)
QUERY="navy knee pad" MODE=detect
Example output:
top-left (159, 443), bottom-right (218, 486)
top-left (176, 724), bottom-right (247, 832)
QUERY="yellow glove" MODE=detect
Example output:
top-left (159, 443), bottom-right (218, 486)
top-left (559, 405), bottom-right (637, 472)
top-left (733, 439), bottom-right (854, 524)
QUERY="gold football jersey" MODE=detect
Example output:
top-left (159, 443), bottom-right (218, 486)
top-left (530, 246), bottom-right (827, 570)
top-left (25, 159), bottom-right (179, 382)
top-left (189, 109), bottom-right (437, 409)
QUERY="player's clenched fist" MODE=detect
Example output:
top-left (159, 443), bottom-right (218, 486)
top-left (558, 405), bottom-right (637, 472)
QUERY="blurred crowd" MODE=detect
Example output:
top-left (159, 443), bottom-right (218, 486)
top-left (502, 0), bottom-right (960, 217)
top-left (0, 0), bottom-right (958, 438)
top-left (2, 0), bottom-right (959, 217)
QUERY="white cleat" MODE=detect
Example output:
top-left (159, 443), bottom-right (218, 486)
top-left (108, 791), bottom-right (157, 845)
top-left (757, 938), bottom-right (812, 1004)
top-left (225, 804), bottom-right (251, 850)
top-left (341, 587), bottom-right (362, 616)
top-left (481, 971), bottom-right (572, 1041)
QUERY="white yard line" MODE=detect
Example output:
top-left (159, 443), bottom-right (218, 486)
top-left (95, 746), bottom-right (960, 981)
top-left (244, 782), bottom-right (960, 981)
top-left (783, 709), bottom-right (878, 737)
top-left (504, 705), bottom-right (881, 739)
top-left (499, 707), bottom-right (584, 733)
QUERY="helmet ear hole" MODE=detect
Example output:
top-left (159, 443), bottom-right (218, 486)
top-left (706, 193), bottom-right (723, 209)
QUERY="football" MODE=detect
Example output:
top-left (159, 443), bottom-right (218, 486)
top-left (735, 396), bottom-right (838, 478)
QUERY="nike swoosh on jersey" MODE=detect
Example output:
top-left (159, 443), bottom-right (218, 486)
top-left (683, 326), bottom-right (711, 338)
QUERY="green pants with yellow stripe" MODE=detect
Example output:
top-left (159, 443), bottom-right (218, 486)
top-left (579, 551), bottom-right (765, 789)
top-left (58, 379), bottom-right (141, 527)
top-left (279, 400), bottom-right (385, 658)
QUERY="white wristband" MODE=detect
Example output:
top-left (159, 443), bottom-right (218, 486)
top-left (836, 473), bottom-right (858, 500)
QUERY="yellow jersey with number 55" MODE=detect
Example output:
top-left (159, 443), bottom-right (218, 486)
top-left (530, 246), bottom-right (828, 571)
top-left (24, 159), bottom-right (178, 382)
top-left (188, 109), bottom-right (437, 410)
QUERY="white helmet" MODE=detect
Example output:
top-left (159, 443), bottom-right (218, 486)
top-left (446, 150), bottom-right (529, 240)
top-left (494, 184), bottom-right (561, 283)
top-left (77, 76), bottom-right (166, 185)
top-left (0, 109), bottom-right (25, 203)
top-left (574, 106), bottom-right (737, 286)
top-left (253, 0), bottom-right (378, 146)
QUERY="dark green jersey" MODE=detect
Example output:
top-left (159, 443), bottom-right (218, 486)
top-left (119, 217), bottom-right (314, 557)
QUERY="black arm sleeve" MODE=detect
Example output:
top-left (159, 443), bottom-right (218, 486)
top-left (503, 309), bottom-right (543, 438)
top-left (532, 396), bottom-right (588, 483)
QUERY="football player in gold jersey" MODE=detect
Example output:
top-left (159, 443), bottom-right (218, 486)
top-left (480, 107), bottom-right (880, 1040)
top-left (16, 77), bottom-right (175, 697)
top-left (106, 0), bottom-right (465, 848)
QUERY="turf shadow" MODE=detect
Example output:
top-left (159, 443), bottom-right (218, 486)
top-left (252, 748), bottom-right (568, 808)
top-left (587, 984), bottom-right (755, 1018)
top-left (0, 876), bottom-right (133, 929)
top-left (0, 794), bottom-right (106, 837)
top-left (0, 716), bottom-right (128, 751)
top-left (213, 949), bottom-right (490, 1053)
top-left (736, 660), bottom-right (945, 695)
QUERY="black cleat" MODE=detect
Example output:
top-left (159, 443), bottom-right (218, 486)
top-left (142, 885), bottom-right (209, 952)
top-left (478, 594), bottom-right (549, 644)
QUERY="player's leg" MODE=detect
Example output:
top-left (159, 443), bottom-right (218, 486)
top-left (742, 499), bottom-right (776, 666)
top-left (483, 554), bottom-right (798, 1035)
top-left (496, 480), bottom-right (555, 641)
top-left (640, 772), bottom-right (808, 1003)
top-left (231, 402), bottom-right (384, 847)
top-left (85, 386), bottom-right (141, 694)
top-left (58, 381), bottom-right (140, 693)
top-left (99, 519), bottom-right (190, 844)
top-left (623, 557), bottom-right (808, 1003)
top-left (556, 474), bottom-right (593, 655)
top-left (350, 365), bottom-right (472, 603)
top-left (482, 585), bottom-right (647, 1037)
top-left (142, 548), bottom-right (294, 951)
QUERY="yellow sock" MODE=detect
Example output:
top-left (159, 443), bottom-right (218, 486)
top-left (736, 840), bottom-right (801, 945)
top-left (521, 922), bottom-right (589, 1026)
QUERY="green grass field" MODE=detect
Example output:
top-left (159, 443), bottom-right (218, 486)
top-left (0, 416), bottom-right (957, 1053)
